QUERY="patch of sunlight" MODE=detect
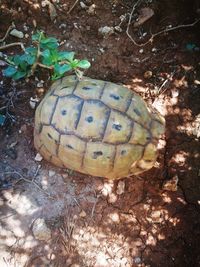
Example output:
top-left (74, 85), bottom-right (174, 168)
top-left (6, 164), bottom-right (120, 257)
top-left (17, 235), bottom-right (38, 249)
top-left (6, 193), bottom-right (39, 215)
top-left (168, 217), bottom-right (180, 226)
top-left (131, 78), bottom-right (143, 83)
top-left (158, 233), bottom-right (165, 240)
top-left (96, 252), bottom-right (109, 266)
top-left (108, 212), bottom-right (120, 223)
top-left (161, 193), bottom-right (172, 203)
top-left (101, 181), bottom-right (114, 196)
top-left (146, 233), bottom-right (157, 246)
top-left (172, 151), bottom-right (189, 166)
top-left (71, 224), bottom-right (133, 266)
top-left (5, 216), bottom-right (25, 237)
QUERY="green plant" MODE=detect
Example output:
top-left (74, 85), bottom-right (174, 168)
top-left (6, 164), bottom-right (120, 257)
top-left (2, 31), bottom-right (91, 80)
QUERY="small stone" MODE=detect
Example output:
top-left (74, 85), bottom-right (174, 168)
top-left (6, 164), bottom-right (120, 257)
top-left (32, 218), bottom-right (51, 241)
top-left (48, 170), bottom-right (56, 177)
top-left (144, 70), bottom-right (153, 79)
top-left (79, 210), bottom-right (87, 218)
top-left (87, 4), bottom-right (96, 14)
top-left (108, 193), bottom-right (117, 203)
top-left (139, 48), bottom-right (144, 54)
top-left (41, 0), bottom-right (48, 7)
top-left (116, 180), bottom-right (125, 195)
top-left (114, 25), bottom-right (122, 32)
top-left (25, 33), bottom-right (29, 39)
top-left (35, 153), bottom-right (43, 162)
top-left (80, 1), bottom-right (87, 9)
top-left (37, 80), bottom-right (44, 88)
top-left (99, 48), bottom-right (105, 53)
top-left (98, 26), bottom-right (114, 36)
top-left (152, 47), bottom-right (157, 53)
top-left (10, 29), bottom-right (24, 39)
top-left (29, 97), bottom-right (39, 109)
top-left (59, 23), bottom-right (67, 29)
top-left (33, 19), bottom-right (37, 28)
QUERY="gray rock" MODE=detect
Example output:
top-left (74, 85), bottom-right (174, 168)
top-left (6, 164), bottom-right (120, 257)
top-left (32, 218), bottom-right (51, 241)
top-left (10, 29), bottom-right (24, 39)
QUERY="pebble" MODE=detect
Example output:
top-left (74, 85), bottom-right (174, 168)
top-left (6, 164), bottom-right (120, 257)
top-left (80, 1), bottom-right (87, 9)
top-left (10, 29), bottom-right (24, 39)
top-left (152, 47), bottom-right (157, 53)
top-left (87, 4), bottom-right (96, 14)
top-left (98, 26), bottom-right (114, 36)
top-left (34, 153), bottom-right (43, 162)
top-left (139, 48), bottom-right (144, 54)
top-left (116, 180), bottom-right (125, 195)
top-left (29, 97), bottom-right (39, 109)
top-left (144, 70), bottom-right (153, 79)
top-left (48, 170), bottom-right (56, 177)
top-left (79, 210), bottom-right (87, 218)
top-left (37, 80), bottom-right (44, 88)
top-left (32, 218), bottom-right (51, 241)
top-left (114, 25), bottom-right (122, 32)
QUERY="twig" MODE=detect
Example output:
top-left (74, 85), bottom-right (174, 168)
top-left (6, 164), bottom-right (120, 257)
top-left (126, 0), bottom-right (143, 44)
top-left (0, 23), bottom-right (15, 43)
top-left (0, 42), bottom-right (25, 51)
top-left (126, 1), bottom-right (200, 47)
top-left (2, 170), bottom-right (54, 199)
top-left (37, 62), bottom-right (53, 69)
top-left (68, 0), bottom-right (79, 14)
top-left (157, 70), bottom-right (176, 94)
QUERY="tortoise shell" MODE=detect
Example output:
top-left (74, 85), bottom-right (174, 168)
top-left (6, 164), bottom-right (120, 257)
top-left (34, 75), bottom-right (165, 179)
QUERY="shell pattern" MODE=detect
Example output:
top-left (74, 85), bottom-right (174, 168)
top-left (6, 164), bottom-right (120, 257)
top-left (34, 75), bottom-right (165, 179)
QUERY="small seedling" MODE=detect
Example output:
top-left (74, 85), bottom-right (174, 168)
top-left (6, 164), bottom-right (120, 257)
top-left (2, 31), bottom-right (91, 80)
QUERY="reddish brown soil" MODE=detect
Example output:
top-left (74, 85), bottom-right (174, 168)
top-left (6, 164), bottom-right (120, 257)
top-left (0, 1), bottom-right (200, 267)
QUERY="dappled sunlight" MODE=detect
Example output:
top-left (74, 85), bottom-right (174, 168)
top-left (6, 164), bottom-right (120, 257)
top-left (0, 0), bottom-right (200, 265)
top-left (172, 151), bottom-right (189, 166)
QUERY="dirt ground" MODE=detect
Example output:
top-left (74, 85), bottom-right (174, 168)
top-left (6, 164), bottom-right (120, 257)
top-left (0, 0), bottom-right (200, 266)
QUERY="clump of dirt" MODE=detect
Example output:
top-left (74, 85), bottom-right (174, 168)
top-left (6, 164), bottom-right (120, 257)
top-left (0, 0), bottom-right (200, 267)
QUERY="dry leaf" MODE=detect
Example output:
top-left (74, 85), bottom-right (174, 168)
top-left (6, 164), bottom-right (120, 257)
top-left (134, 8), bottom-right (154, 28)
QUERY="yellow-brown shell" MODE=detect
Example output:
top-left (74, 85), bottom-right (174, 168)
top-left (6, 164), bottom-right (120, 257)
top-left (34, 75), bottom-right (165, 179)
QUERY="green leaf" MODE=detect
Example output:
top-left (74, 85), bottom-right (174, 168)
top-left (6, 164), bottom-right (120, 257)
top-left (20, 54), bottom-right (35, 65)
top-left (3, 66), bottom-right (17, 77)
top-left (52, 63), bottom-right (72, 80)
top-left (69, 59), bottom-right (80, 69)
top-left (41, 49), bottom-right (53, 66)
top-left (77, 60), bottom-right (91, 69)
top-left (54, 63), bottom-right (72, 75)
top-left (41, 49), bottom-right (60, 65)
top-left (41, 37), bottom-right (57, 44)
top-left (13, 55), bottom-right (22, 65)
top-left (12, 70), bottom-right (27, 80)
top-left (25, 47), bottom-right (37, 56)
top-left (0, 114), bottom-right (6, 126)
top-left (58, 51), bottom-right (75, 62)
top-left (32, 31), bottom-right (45, 42)
top-left (40, 37), bottom-right (58, 50)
